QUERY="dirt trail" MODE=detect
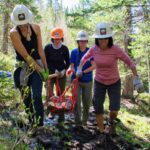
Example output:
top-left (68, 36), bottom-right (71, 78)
top-left (29, 107), bottom-right (143, 150)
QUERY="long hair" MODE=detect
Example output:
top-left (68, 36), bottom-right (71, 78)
top-left (95, 37), bottom-right (113, 48)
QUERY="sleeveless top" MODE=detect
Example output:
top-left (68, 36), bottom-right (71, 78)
top-left (15, 25), bottom-right (40, 61)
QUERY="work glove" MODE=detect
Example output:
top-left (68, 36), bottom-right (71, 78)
top-left (133, 76), bottom-right (144, 93)
top-left (71, 67), bottom-right (75, 73)
top-left (60, 69), bottom-right (66, 78)
top-left (76, 66), bottom-right (82, 77)
top-left (55, 69), bottom-right (66, 78)
top-left (40, 69), bottom-right (49, 81)
top-left (66, 68), bottom-right (74, 77)
top-left (55, 69), bottom-right (61, 77)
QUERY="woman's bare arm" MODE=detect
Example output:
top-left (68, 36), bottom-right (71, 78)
top-left (33, 24), bottom-right (48, 69)
top-left (10, 27), bottom-right (42, 72)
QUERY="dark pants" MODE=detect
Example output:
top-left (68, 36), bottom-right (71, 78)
top-left (93, 79), bottom-right (121, 114)
top-left (50, 75), bottom-right (66, 95)
top-left (14, 68), bottom-right (44, 126)
top-left (75, 81), bottom-right (92, 125)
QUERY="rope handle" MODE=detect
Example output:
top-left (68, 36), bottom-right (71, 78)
top-left (45, 73), bottom-right (58, 106)
top-left (58, 78), bottom-right (78, 111)
top-left (71, 78), bottom-right (78, 111)
top-left (59, 78), bottom-right (78, 99)
top-left (46, 77), bottom-right (78, 112)
top-left (56, 78), bottom-right (62, 96)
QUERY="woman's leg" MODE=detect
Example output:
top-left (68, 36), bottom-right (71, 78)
top-left (14, 67), bottom-right (34, 124)
top-left (93, 80), bottom-right (106, 133)
top-left (21, 87), bottom-right (34, 124)
top-left (74, 82), bottom-right (82, 125)
top-left (107, 79), bottom-right (121, 133)
top-left (31, 71), bottom-right (44, 126)
top-left (57, 75), bottom-right (66, 123)
top-left (81, 81), bottom-right (92, 125)
top-left (50, 78), bottom-right (55, 94)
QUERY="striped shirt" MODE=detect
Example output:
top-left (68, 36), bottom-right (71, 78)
top-left (81, 44), bottom-right (135, 85)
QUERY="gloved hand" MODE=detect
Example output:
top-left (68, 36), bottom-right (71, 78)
top-left (71, 67), bottom-right (75, 73)
top-left (76, 66), bottom-right (82, 77)
top-left (133, 76), bottom-right (144, 93)
top-left (55, 69), bottom-right (61, 77)
top-left (55, 69), bottom-right (66, 78)
top-left (40, 69), bottom-right (49, 81)
top-left (66, 68), bottom-right (73, 77)
top-left (60, 69), bottom-right (66, 78)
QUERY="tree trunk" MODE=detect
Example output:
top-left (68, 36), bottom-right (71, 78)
top-left (124, 6), bottom-right (132, 57)
top-left (1, 11), bottom-right (9, 54)
top-left (148, 55), bottom-right (150, 109)
top-left (122, 74), bottom-right (134, 99)
top-left (122, 6), bottom-right (134, 99)
top-left (142, 1), bottom-right (150, 109)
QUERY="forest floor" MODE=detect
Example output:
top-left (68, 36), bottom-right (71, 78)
top-left (0, 94), bottom-right (150, 150)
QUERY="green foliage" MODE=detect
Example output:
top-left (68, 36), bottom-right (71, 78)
top-left (0, 53), bottom-right (17, 103)
top-left (118, 107), bottom-right (150, 149)
top-left (0, 0), bottom-right (149, 149)
top-left (66, 0), bottom-right (149, 90)
top-left (0, 0), bottom-right (42, 24)
top-left (129, 20), bottom-right (150, 91)
top-left (65, 0), bottom-right (93, 30)
top-left (104, 94), bottom-right (150, 149)
top-left (0, 53), bottom-right (14, 72)
top-left (0, 78), bottom-right (16, 103)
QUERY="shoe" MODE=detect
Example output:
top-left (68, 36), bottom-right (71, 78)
top-left (57, 121), bottom-right (65, 128)
top-left (104, 121), bottom-right (116, 135)
top-left (58, 113), bottom-right (64, 122)
top-left (48, 113), bottom-right (55, 119)
top-left (82, 122), bottom-right (87, 127)
top-left (73, 125), bottom-right (84, 133)
top-left (37, 135), bottom-right (52, 146)
top-left (57, 114), bottom-right (65, 128)
top-left (96, 132), bottom-right (106, 146)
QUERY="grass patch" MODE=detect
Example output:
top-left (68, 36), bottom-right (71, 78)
top-left (103, 93), bottom-right (150, 149)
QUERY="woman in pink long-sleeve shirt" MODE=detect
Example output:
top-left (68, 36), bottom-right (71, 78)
top-left (81, 44), bottom-right (136, 85)
top-left (76, 22), bottom-right (143, 144)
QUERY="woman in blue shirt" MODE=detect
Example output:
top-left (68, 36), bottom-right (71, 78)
top-left (70, 30), bottom-right (95, 127)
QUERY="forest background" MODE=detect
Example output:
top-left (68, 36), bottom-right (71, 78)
top-left (0, 0), bottom-right (150, 149)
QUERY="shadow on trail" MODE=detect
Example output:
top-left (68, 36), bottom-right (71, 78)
top-left (30, 107), bottom-right (147, 150)
top-left (0, 101), bottom-right (149, 150)
top-left (121, 98), bottom-right (150, 117)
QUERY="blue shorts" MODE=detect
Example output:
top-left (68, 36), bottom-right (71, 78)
top-left (93, 79), bottom-right (121, 114)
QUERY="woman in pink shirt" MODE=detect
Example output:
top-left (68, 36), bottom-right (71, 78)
top-left (76, 22), bottom-right (144, 144)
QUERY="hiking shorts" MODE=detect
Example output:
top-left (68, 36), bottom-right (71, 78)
top-left (93, 79), bottom-right (121, 114)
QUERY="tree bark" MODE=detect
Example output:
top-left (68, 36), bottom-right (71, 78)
top-left (148, 55), bottom-right (150, 109)
top-left (122, 74), bottom-right (134, 99)
top-left (122, 6), bottom-right (134, 99)
top-left (124, 6), bottom-right (132, 57)
top-left (1, 12), bottom-right (9, 54)
top-left (142, 1), bottom-right (150, 109)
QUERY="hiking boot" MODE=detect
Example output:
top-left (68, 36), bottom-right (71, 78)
top-left (96, 132), bottom-right (106, 146)
top-left (48, 113), bottom-right (55, 119)
top-left (37, 135), bottom-right (52, 146)
top-left (104, 121), bottom-right (116, 135)
top-left (82, 122), bottom-right (87, 127)
top-left (58, 113), bottom-right (64, 123)
top-left (57, 114), bottom-right (65, 128)
top-left (74, 125), bottom-right (84, 131)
